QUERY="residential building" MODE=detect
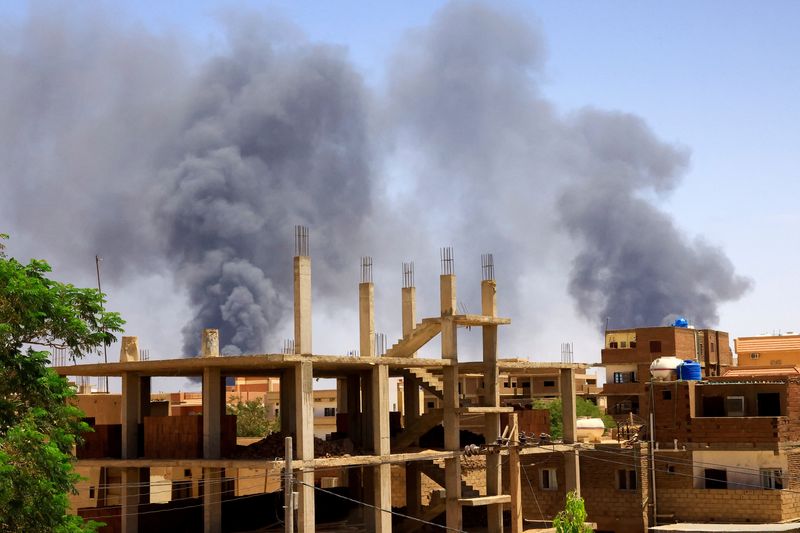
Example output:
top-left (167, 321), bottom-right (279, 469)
top-left (601, 325), bottom-right (733, 416)
top-left (735, 333), bottom-right (800, 367)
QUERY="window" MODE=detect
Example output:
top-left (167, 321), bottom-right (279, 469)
top-left (540, 468), bottom-right (557, 490)
top-left (667, 465), bottom-right (675, 474)
top-left (613, 372), bottom-right (624, 384)
top-left (184, 469), bottom-right (192, 477)
top-left (427, 401), bottom-right (435, 409)
top-left (613, 372), bottom-right (635, 384)
top-left (629, 372), bottom-right (637, 383)
top-left (543, 380), bottom-right (555, 388)
top-left (630, 341), bottom-right (637, 348)
top-left (726, 396), bottom-right (745, 417)
top-left (620, 341), bottom-right (627, 348)
top-left (649, 341), bottom-right (662, 354)
top-left (616, 469), bottom-right (637, 490)
top-left (609, 341), bottom-right (619, 349)
top-left (751, 352), bottom-right (760, 360)
top-left (662, 390), bottom-right (672, 400)
top-left (705, 468), bottom-right (727, 489)
top-left (324, 407), bottom-right (336, 417)
top-left (761, 469), bottom-right (783, 490)
top-left (89, 486), bottom-right (96, 499)
top-left (757, 393), bottom-right (781, 416)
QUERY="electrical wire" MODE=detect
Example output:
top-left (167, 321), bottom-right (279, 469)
top-left (294, 479), bottom-right (469, 533)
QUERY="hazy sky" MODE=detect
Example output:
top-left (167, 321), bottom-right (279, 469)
top-left (2, 1), bottom-right (798, 383)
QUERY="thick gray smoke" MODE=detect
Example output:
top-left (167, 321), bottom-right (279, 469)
top-left (381, 2), bottom-right (751, 331)
top-left (0, 2), bottom-right (750, 358)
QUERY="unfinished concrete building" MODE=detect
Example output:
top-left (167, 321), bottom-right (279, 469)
top-left (57, 229), bottom-right (582, 532)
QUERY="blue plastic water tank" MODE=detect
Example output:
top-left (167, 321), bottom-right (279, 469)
top-left (679, 360), bottom-right (702, 381)
top-left (673, 317), bottom-right (689, 328)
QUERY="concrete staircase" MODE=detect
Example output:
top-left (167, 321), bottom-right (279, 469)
top-left (400, 367), bottom-right (444, 400)
top-left (383, 318), bottom-right (441, 358)
top-left (392, 408), bottom-right (444, 450)
top-left (419, 461), bottom-right (481, 498)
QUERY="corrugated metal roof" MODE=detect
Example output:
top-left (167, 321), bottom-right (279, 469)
top-left (735, 335), bottom-right (800, 352)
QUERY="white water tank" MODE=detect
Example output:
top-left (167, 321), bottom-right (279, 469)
top-left (576, 417), bottom-right (606, 441)
top-left (650, 356), bottom-right (684, 381)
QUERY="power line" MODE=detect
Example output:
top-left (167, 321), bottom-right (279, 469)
top-left (294, 479), bottom-right (468, 533)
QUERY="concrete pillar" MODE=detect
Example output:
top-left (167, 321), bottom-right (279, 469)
top-left (401, 284), bottom-right (423, 516)
top-left (359, 282), bottom-right (375, 358)
top-left (560, 367), bottom-right (580, 496)
top-left (440, 274), bottom-right (456, 316)
top-left (295, 361), bottom-right (315, 533)
top-left (120, 371), bottom-right (141, 533)
top-left (481, 279), bottom-right (502, 533)
top-left (202, 329), bottom-right (223, 533)
top-left (201, 329), bottom-right (219, 357)
top-left (294, 255), bottom-right (312, 355)
top-left (442, 278), bottom-right (461, 533)
top-left (280, 367), bottom-right (296, 436)
top-left (120, 336), bottom-right (139, 362)
top-left (372, 364), bottom-right (391, 532)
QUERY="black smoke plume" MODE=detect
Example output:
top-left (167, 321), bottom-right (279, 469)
top-left (0, 2), bottom-right (750, 358)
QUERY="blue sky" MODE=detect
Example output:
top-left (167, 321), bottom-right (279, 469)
top-left (3, 1), bottom-right (799, 367)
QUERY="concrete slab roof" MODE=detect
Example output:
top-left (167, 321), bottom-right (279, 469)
top-left (53, 353), bottom-right (454, 378)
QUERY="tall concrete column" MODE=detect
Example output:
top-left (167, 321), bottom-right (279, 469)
top-left (440, 267), bottom-right (462, 532)
top-left (202, 329), bottom-right (222, 533)
top-left (121, 368), bottom-right (141, 533)
top-left (359, 281), bottom-right (375, 358)
top-left (294, 257), bottom-right (312, 356)
top-left (402, 277), bottom-right (422, 515)
top-left (482, 276), bottom-right (502, 533)
top-left (560, 367), bottom-right (580, 495)
top-left (372, 364), bottom-right (391, 532)
top-left (295, 361), bottom-right (315, 533)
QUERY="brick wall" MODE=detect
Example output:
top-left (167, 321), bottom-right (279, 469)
top-left (659, 488), bottom-right (782, 522)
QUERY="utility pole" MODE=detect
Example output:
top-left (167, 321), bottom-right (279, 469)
top-left (95, 255), bottom-right (108, 393)
top-left (284, 436), bottom-right (294, 533)
top-left (509, 413), bottom-right (523, 533)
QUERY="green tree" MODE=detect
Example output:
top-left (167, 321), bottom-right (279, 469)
top-left (553, 491), bottom-right (592, 533)
top-left (532, 397), bottom-right (614, 439)
top-left (0, 235), bottom-right (124, 532)
top-left (226, 397), bottom-right (279, 438)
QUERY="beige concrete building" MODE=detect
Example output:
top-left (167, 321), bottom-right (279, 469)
top-left (735, 333), bottom-right (800, 367)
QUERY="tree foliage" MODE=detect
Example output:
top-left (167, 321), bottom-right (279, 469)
top-left (226, 397), bottom-right (279, 438)
top-left (0, 235), bottom-right (124, 532)
top-left (532, 397), bottom-right (614, 439)
top-left (553, 491), bottom-right (592, 533)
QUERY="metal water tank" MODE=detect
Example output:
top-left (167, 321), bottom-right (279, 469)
top-left (650, 356), bottom-right (684, 381)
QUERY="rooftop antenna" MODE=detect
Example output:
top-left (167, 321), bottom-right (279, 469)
top-left (440, 246), bottom-right (454, 275)
top-left (95, 255), bottom-right (109, 393)
top-left (402, 261), bottom-right (415, 289)
top-left (481, 253), bottom-right (494, 281)
top-left (294, 225), bottom-right (309, 257)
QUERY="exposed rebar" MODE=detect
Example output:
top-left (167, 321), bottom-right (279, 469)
top-left (440, 247), bottom-right (454, 275)
top-left (294, 225), bottom-right (309, 257)
top-left (481, 253), bottom-right (495, 281)
top-left (360, 256), bottom-right (373, 284)
top-left (402, 261), bottom-right (415, 289)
